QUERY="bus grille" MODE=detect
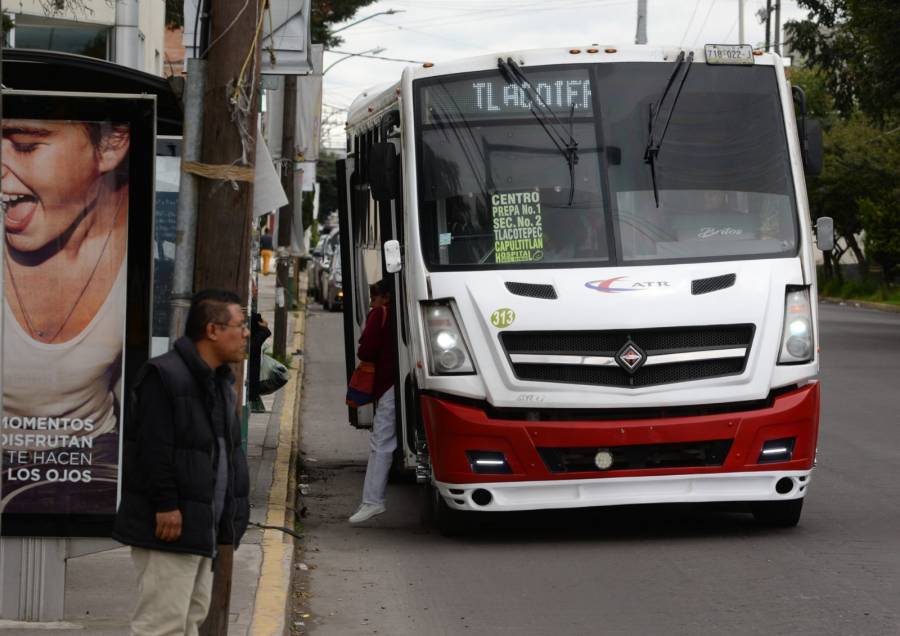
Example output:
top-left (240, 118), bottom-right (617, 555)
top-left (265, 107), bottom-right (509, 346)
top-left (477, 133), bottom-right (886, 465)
top-left (538, 440), bottom-right (733, 473)
top-left (501, 325), bottom-right (754, 388)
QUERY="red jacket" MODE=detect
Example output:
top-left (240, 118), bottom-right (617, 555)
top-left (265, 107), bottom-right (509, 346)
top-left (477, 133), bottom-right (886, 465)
top-left (357, 305), bottom-right (395, 400)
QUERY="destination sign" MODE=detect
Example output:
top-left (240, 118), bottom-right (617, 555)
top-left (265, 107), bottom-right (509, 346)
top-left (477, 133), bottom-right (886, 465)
top-left (419, 68), bottom-right (593, 124)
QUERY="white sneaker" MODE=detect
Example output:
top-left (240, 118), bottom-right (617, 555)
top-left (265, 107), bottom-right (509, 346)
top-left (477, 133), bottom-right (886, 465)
top-left (349, 503), bottom-right (386, 524)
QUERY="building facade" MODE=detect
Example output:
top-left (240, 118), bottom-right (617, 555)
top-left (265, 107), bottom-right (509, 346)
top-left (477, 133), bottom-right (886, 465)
top-left (3, 0), bottom-right (166, 76)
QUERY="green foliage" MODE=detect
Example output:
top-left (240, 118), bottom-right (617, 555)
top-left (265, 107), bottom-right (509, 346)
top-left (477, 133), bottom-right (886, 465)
top-left (859, 196), bottom-right (900, 282)
top-left (165, 0), bottom-right (183, 28)
top-left (811, 112), bottom-right (895, 238)
top-left (785, 1), bottom-right (900, 122)
top-left (311, 0), bottom-right (378, 47)
top-left (818, 271), bottom-right (900, 306)
top-left (301, 190), bottom-right (315, 230)
top-left (2, 12), bottom-right (13, 35)
top-left (787, 67), bottom-right (832, 122)
top-left (790, 64), bottom-right (900, 284)
top-left (316, 152), bottom-right (339, 222)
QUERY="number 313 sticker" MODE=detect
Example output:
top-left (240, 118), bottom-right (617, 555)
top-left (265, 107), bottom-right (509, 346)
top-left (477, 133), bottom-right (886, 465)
top-left (490, 308), bottom-right (516, 328)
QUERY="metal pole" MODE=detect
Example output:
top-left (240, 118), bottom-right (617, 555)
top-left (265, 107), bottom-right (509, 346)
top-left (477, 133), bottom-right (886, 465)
top-left (635, 0), bottom-right (648, 45)
top-left (1, 15), bottom-right (5, 547)
top-left (274, 74), bottom-right (297, 360)
top-left (765, 0), bottom-right (772, 51)
top-left (330, 8), bottom-right (404, 34)
top-left (169, 58), bottom-right (207, 344)
top-left (774, 1), bottom-right (782, 55)
top-left (738, 0), bottom-right (745, 44)
top-left (322, 47), bottom-right (386, 75)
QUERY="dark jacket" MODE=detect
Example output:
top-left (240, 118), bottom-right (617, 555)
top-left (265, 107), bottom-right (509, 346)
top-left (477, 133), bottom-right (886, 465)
top-left (112, 337), bottom-right (250, 557)
top-left (357, 304), bottom-right (395, 400)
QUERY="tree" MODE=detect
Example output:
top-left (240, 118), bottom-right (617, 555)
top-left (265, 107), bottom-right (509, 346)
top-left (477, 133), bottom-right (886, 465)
top-left (785, 0), bottom-right (900, 122)
top-left (311, 0), bottom-right (377, 47)
top-left (316, 151), bottom-right (339, 221)
top-left (859, 195), bottom-right (900, 283)
top-left (790, 65), bottom-right (900, 281)
top-left (165, 0), bottom-right (183, 28)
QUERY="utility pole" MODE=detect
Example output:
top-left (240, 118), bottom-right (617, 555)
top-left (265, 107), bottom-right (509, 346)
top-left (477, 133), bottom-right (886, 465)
top-left (765, 0), bottom-right (772, 51)
top-left (635, 0), bottom-right (648, 45)
top-left (169, 57), bottom-right (206, 343)
top-left (192, 0), bottom-right (263, 632)
top-left (738, 0), bottom-right (745, 44)
top-left (774, 1), bottom-right (782, 55)
top-left (274, 74), bottom-right (297, 360)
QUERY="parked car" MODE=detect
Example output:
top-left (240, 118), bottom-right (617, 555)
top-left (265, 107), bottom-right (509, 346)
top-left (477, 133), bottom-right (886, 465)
top-left (322, 246), bottom-right (343, 311)
top-left (310, 228), bottom-right (339, 303)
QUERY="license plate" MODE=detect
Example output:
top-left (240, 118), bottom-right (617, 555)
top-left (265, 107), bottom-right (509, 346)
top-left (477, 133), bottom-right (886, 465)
top-left (705, 44), bottom-right (754, 65)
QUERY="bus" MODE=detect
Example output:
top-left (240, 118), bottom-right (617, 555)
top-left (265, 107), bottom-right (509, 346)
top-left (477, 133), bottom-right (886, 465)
top-left (336, 44), bottom-right (832, 533)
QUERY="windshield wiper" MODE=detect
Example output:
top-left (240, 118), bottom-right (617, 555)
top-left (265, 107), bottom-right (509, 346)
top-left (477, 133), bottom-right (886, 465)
top-left (498, 57), bottom-right (579, 205)
top-left (643, 50), bottom-right (694, 207)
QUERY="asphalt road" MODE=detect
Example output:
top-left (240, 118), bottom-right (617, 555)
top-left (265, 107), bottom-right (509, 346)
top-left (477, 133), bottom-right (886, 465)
top-left (294, 301), bottom-right (900, 636)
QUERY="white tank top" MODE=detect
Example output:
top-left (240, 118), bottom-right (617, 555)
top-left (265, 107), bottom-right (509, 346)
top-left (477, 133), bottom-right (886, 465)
top-left (2, 264), bottom-right (126, 443)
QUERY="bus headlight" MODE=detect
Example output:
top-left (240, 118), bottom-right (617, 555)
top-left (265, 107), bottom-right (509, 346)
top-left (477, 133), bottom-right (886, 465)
top-left (423, 301), bottom-right (476, 375)
top-left (778, 286), bottom-right (814, 364)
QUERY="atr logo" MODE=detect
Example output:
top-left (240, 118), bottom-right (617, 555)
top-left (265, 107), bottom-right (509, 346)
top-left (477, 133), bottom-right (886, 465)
top-left (585, 277), bottom-right (671, 293)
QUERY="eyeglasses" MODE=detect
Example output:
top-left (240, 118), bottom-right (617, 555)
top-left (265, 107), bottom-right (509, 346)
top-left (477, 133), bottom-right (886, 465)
top-left (216, 319), bottom-right (249, 330)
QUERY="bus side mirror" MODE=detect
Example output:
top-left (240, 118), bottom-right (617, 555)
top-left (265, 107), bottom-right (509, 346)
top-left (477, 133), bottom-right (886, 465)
top-left (804, 119), bottom-right (823, 177)
top-left (368, 142), bottom-right (398, 201)
top-left (815, 216), bottom-right (834, 252)
top-left (384, 239), bottom-right (402, 273)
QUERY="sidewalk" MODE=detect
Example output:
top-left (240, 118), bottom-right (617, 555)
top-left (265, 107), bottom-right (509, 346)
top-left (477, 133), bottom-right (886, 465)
top-left (0, 271), bottom-right (306, 635)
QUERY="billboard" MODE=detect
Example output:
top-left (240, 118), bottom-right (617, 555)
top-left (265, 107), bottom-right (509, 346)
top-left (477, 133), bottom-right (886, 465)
top-left (1, 91), bottom-right (156, 536)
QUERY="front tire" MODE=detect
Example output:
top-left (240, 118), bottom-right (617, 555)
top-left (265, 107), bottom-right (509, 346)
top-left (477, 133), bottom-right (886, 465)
top-left (421, 481), bottom-right (467, 536)
top-left (751, 498), bottom-right (803, 527)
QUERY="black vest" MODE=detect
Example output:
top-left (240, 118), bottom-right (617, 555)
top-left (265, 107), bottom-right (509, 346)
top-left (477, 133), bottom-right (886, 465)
top-left (112, 337), bottom-right (250, 557)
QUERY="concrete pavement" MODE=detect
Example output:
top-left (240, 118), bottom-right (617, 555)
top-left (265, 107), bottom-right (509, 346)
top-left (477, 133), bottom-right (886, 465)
top-left (0, 271), bottom-right (306, 635)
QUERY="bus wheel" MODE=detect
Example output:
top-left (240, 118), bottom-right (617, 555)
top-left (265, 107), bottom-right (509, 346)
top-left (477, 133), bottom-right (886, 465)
top-left (751, 498), bottom-right (803, 527)
top-left (421, 481), bottom-right (466, 536)
top-left (419, 481), bottom-right (435, 527)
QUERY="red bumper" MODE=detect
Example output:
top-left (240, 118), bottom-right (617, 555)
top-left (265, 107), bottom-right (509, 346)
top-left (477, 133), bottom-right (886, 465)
top-left (421, 383), bottom-right (820, 484)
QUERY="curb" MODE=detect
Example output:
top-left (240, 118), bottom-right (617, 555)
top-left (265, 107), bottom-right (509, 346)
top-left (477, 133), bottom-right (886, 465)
top-left (820, 296), bottom-right (900, 313)
top-left (250, 275), bottom-right (308, 635)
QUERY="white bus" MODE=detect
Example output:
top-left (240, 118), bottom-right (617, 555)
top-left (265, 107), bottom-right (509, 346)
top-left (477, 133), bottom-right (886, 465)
top-left (336, 44), bottom-right (831, 533)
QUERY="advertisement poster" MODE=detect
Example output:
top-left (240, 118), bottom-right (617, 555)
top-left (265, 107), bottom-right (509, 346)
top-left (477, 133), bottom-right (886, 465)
top-left (1, 91), bottom-right (155, 536)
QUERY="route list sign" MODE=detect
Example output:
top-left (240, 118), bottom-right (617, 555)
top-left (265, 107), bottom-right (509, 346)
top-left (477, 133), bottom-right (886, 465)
top-left (492, 191), bottom-right (544, 264)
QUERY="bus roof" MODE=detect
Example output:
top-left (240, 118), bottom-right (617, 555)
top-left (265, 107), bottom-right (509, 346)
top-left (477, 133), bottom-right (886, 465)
top-left (346, 44), bottom-right (783, 129)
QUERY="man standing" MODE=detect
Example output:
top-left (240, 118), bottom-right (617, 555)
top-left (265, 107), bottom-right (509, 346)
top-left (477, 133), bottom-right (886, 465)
top-left (113, 289), bottom-right (251, 635)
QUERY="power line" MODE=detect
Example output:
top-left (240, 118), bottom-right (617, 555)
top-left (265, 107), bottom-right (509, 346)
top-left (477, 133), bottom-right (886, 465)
top-left (347, 0), bottom-right (633, 35)
top-left (693, 0), bottom-right (719, 47)
top-left (680, 0), bottom-right (704, 47)
top-left (325, 49), bottom-right (429, 64)
top-left (723, 16), bottom-right (739, 42)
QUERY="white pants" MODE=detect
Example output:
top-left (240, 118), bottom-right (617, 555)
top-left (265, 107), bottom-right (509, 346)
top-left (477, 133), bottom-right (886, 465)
top-left (362, 388), bottom-right (397, 506)
top-left (130, 547), bottom-right (213, 636)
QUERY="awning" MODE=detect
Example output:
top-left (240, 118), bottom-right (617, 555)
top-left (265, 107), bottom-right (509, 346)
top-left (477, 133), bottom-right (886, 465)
top-left (2, 48), bottom-right (184, 135)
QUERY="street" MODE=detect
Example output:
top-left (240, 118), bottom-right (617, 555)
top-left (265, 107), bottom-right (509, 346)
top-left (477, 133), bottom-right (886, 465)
top-left (293, 302), bottom-right (900, 636)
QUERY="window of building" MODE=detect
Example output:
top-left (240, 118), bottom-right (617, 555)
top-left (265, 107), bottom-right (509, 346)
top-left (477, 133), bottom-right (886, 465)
top-left (13, 18), bottom-right (111, 60)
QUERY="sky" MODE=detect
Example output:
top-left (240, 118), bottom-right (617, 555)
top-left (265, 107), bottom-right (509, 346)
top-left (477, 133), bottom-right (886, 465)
top-left (320, 0), bottom-right (812, 147)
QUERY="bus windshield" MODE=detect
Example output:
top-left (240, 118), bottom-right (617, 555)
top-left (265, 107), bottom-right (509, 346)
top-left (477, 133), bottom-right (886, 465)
top-left (415, 62), bottom-right (798, 270)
